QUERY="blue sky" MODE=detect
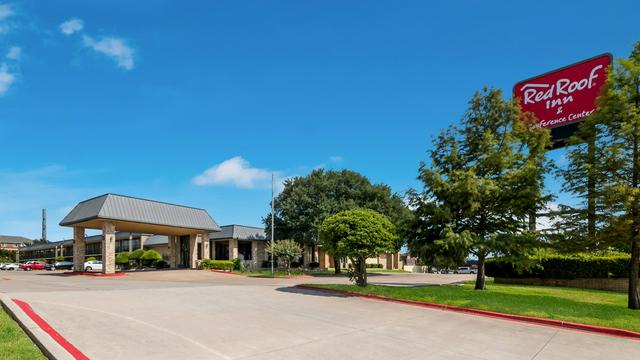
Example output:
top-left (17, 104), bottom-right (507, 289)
top-left (0, 1), bottom-right (638, 240)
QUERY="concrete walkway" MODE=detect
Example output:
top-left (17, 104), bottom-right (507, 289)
top-left (1, 270), bottom-right (638, 359)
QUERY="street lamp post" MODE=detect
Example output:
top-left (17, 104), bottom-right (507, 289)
top-left (271, 173), bottom-right (275, 276)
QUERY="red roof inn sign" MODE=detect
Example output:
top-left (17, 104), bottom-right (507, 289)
top-left (514, 53), bottom-right (612, 146)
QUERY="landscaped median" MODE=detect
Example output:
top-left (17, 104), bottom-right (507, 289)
top-left (0, 307), bottom-right (46, 359)
top-left (297, 281), bottom-right (640, 339)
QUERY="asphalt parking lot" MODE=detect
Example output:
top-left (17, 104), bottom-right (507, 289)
top-left (1, 270), bottom-right (638, 359)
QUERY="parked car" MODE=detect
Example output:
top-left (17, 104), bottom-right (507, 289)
top-left (19, 261), bottom-right (47, 271)
top-left (84, 260), bottom-right (103, 272)
top-left (45, 261), bottom-right (74, 271)
top-left (2, 263), bottom-right (19, 270)
top-left (454, 266), bottom-right (476, 274)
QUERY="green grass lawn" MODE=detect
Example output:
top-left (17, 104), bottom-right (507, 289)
top-left (309, 281), bottom-right (640, 332)
top-left (0, 308), bottom-right (45, 360)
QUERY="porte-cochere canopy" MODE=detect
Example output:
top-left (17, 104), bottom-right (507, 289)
top-left (60, 194), bottom-right (221, 273)
top-left (60, 193), bottom-right (220, 235)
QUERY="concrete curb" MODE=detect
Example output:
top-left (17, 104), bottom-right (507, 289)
top-left (0, 293), bottom-right (75, 360)
top-left (62, 271), bottom-right (127, 277)
top-left (294, 285), bottom-right (640, 341)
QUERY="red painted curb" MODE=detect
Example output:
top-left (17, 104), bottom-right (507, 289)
top-left (295, 285), bottom-right (640, 341)
top-left (209, 270), bottom-right (244, 276)
top-left (12, 299), bottom-right (90, 360)
top-left (63, 271), bottom-right (127, 277)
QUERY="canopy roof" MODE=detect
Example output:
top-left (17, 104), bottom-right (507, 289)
top-left (60, 194), bottom-right (220, 235)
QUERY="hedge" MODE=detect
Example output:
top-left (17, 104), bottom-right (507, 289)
top-left (366, 263), bottom-right (384, 269)
top-left (201, 259), bottom-right (235, 271)
top-left (486, 253), bottom-right (631, 279)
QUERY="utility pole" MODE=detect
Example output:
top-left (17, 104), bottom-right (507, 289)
top-left (271, 173), bottom-right (275, 276)
top-left (42, 208), bottom-right (47, 242)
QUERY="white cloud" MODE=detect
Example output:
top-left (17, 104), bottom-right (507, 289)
top-left (6, 46), bottom-right (20, 60)
top-left (0, 63), bottom-right (15, 95)
top-left (59, 18), bottom-right (83, 35)
top-left (0, 3), bottom-right (14, 34)
top-left (329, 155), bottom-right (343, 163)
top-left (193, 157), bottom-right (273, 189)
top-left (0, 165), bottom-right (105, 240)
top-left (82, 35), bottom-right (135, 70)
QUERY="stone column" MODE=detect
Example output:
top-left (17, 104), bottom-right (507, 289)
top-left (251, 241), bottom-right (258, 268)
top-left (202, 233), bottom-right (210, 260)
top-left (73, 226), bottom-right (85, 272)
top-left (128, 233), bottom-right (133, 252)
top-left (140, 234), bottom-right (148, 249)
top-left (102, 222), bottom-right (116, 274)
top-left (166, 235), bottom-right (175, 267)
top-left (189, 234), bottom-right (198, 268)
top-left (228, 239), bottom-right (238, 260)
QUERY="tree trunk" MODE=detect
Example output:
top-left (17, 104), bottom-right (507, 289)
top-left (474, 253), bottom-right (486, 290)
top-left (355, 257), bottom-right (367, 287)
top-left (630, 240), bottom-right (640, 309)
top-left (587, 139), bottom-right (597, 245)
top-left (333, 257), bottom-right (341, 274)
top-left (630, 119), bottom-right (639, 309)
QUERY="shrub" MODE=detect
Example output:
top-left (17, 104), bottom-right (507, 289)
top-left (231, 258), bottom-right (242, 271)
top-left (202, 259), bottom-right (234, 271)
top-left (486, 253), bottom-right (632, 279)
top-left (366, 263), bottom-right (384, 269)
top-left (141, 250), bottom-right (162, 266)
top-left (85, 256), bottom-right (97, 262)
top-left (55, 256), bottom-right (65, 262)
top-left (308, 262), bottom-right (320, 270)
top-left (129, 249), bottom-right (145, 267)
top-left (115, 253), bottom-right (130, 266)
top-left (290, 261), bottom-right (301, 268)
top-left (154, 259), bottom-right (169, 269)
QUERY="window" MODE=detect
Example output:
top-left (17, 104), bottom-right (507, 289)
top-left (238, 241), bottom-right (252, 261)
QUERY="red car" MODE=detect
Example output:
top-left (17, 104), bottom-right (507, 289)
top-left (19, 261), bottom-right (47, 271)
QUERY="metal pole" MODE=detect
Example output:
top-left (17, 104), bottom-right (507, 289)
top-left (271, 173), bottom-right (275, 276)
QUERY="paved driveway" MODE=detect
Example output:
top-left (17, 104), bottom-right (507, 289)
top-left (1, 270), bottom-right (638, 359)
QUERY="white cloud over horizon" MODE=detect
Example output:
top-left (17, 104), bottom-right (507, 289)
top-left (6, 45), bottom-right (20, 60)
top-left (0, 165), bottom-right (106, 241)
top-left (0, 63), bottom-right (15, 95)
top-left (59, 18), bottom-right (83, 35)
top-left (82, 35), bottom-right (135, 70)
top-left (193, 157), bottom-right (273, 189)
top-left (0, 3), bottom-right (14, 34)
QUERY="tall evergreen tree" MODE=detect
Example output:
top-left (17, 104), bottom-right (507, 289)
top-left (561, 43), bottom-right (640, 309)
top-left (408, 87), bottom-right (551, 289)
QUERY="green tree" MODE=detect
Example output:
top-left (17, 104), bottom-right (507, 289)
top-left (560, 43), bottom-right (640, 309)
top-left (320, 209), bottom-right (398, 287)
top-left (264, 169), bottom-right (410, 274)
top-left (265, 240), bottom-right (303, 275)
top-left (407, 87), bottom-right (551, 290)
